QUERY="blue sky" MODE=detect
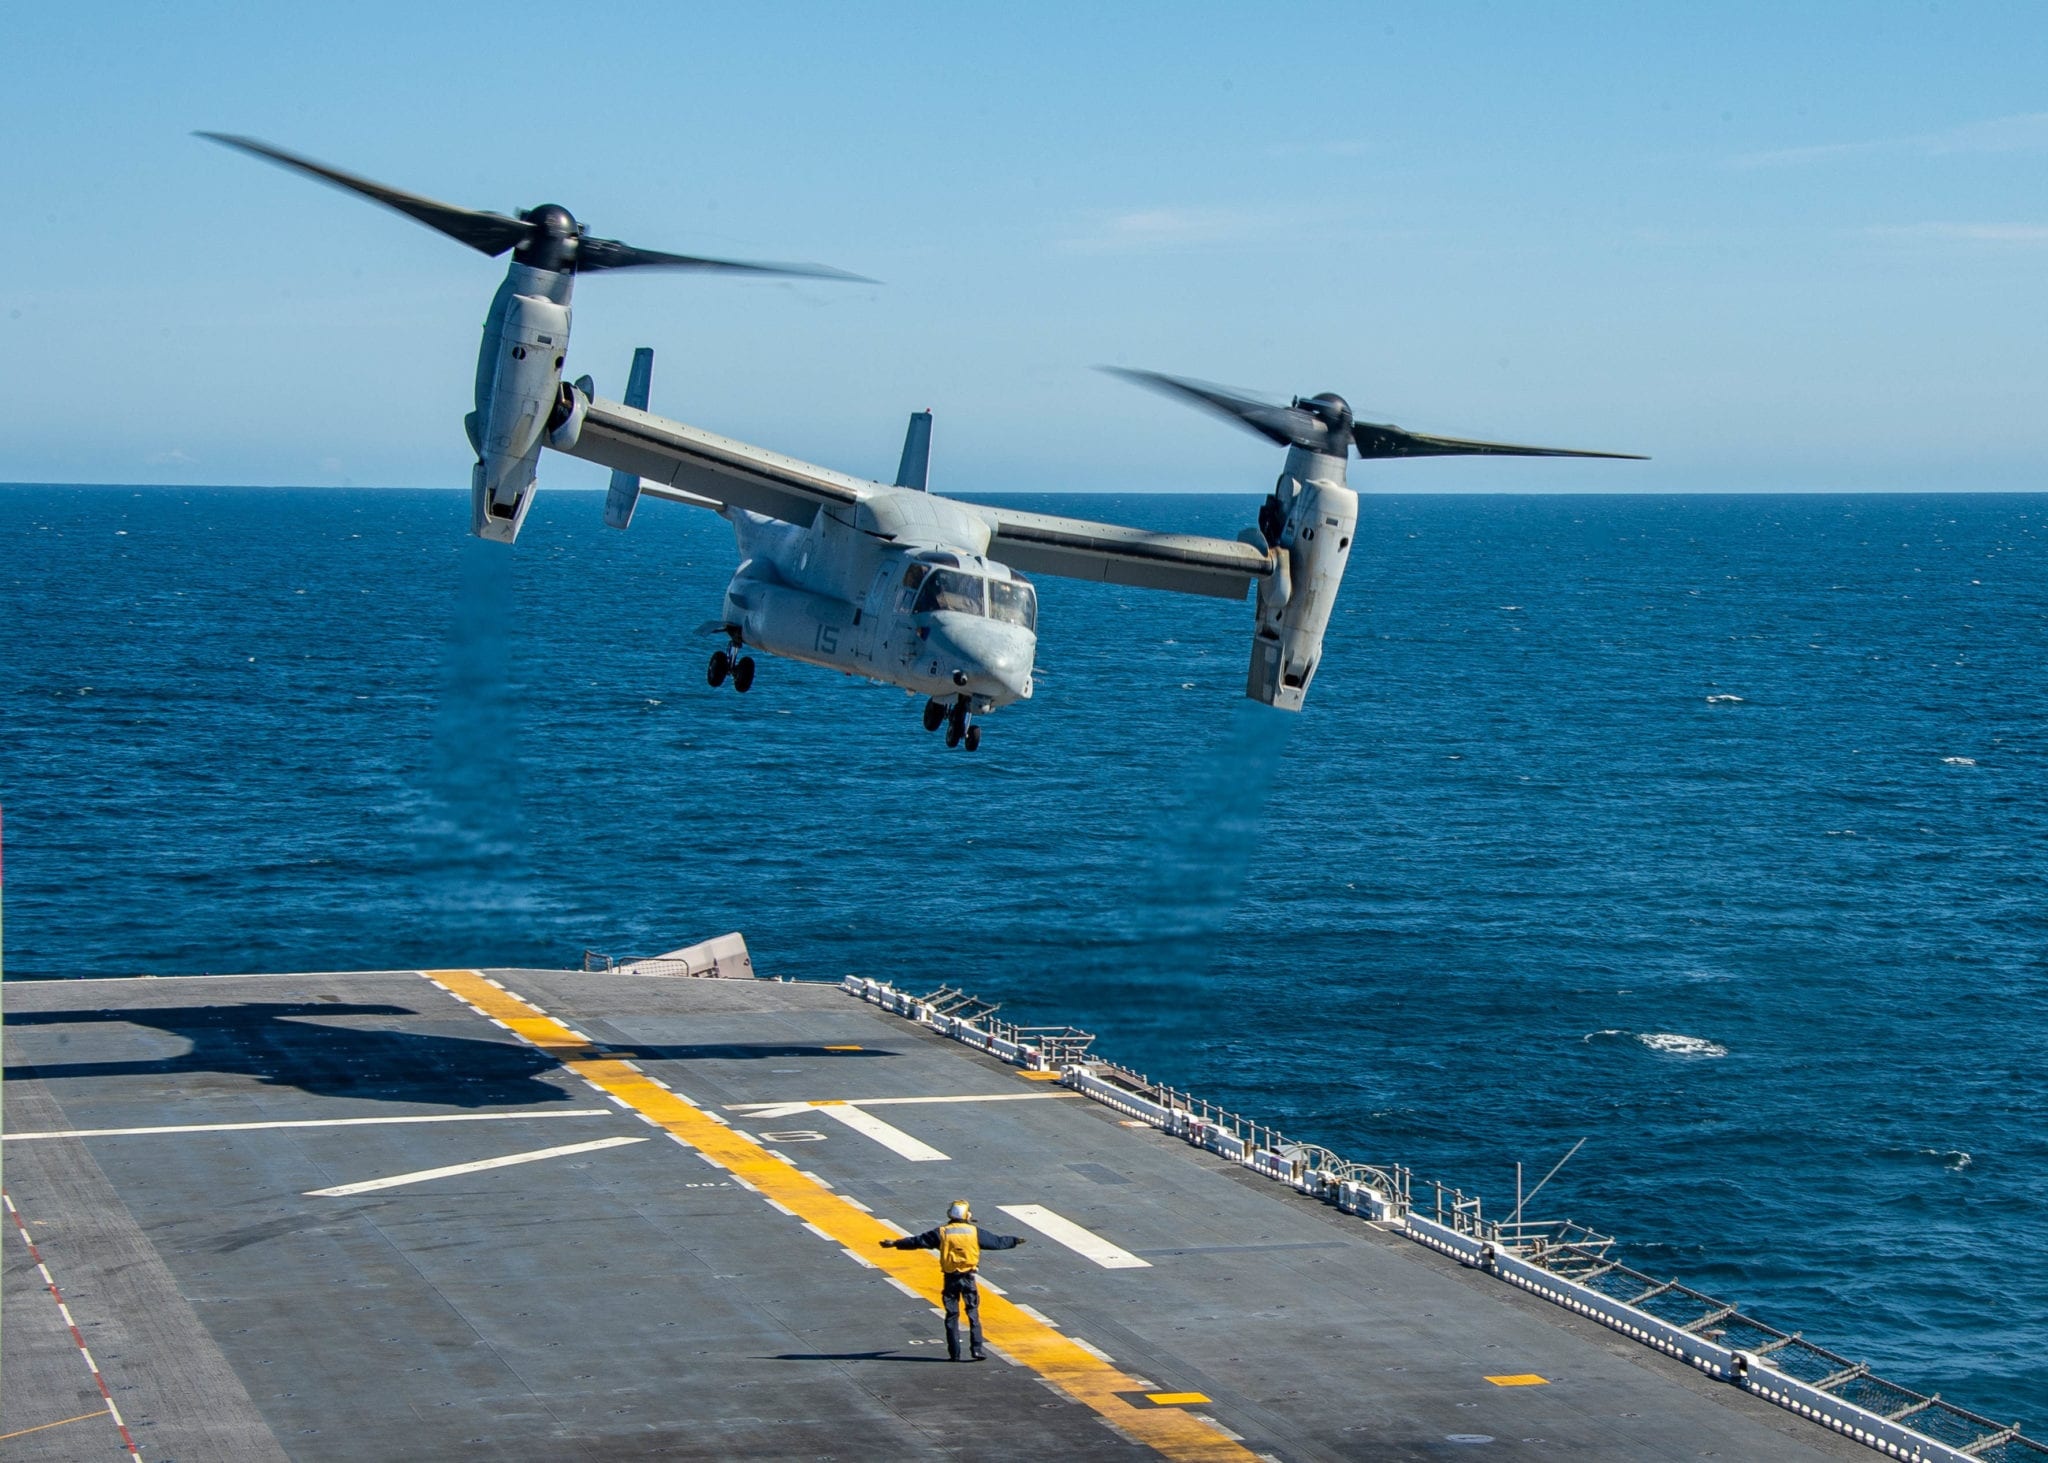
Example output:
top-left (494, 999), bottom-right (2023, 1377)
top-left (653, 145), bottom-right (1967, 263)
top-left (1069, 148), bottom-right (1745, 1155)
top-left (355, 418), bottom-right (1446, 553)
top-left (6, 2), bottom-right (2045, 492)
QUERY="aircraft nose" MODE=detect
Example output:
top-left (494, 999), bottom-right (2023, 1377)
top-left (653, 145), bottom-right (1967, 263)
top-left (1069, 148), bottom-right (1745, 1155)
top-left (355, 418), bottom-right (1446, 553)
top-left (984, 638), bottom-right (1033, 701)
top-left (930, 617), bottom-right (1034, 703)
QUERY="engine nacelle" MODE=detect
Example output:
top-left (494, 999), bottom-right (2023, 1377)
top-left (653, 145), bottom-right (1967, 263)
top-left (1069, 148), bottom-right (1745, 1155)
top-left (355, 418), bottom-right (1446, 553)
top-left (1247, 446), bottom-right (1357, 711)
top-left (469, 264), bottom-right (572, 544)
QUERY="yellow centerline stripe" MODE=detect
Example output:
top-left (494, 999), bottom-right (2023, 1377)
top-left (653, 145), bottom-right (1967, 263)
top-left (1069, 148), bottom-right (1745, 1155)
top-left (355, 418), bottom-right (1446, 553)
top-left (419, 970), bottom-right (1254, 1462)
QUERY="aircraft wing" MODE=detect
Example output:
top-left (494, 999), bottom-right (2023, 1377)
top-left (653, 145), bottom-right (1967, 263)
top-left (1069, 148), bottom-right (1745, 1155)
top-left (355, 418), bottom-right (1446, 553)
top-left (968, 502), bottom-right (1269, 601)
top-left (561, 395), bottom-right (867, 527)
top-left (560, 393), bottom-right (1270, 599)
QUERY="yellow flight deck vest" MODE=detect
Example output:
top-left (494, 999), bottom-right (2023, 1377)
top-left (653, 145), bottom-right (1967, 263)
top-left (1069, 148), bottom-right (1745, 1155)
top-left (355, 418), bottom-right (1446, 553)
top-left (939, 1222), bottom-right (980, 1274)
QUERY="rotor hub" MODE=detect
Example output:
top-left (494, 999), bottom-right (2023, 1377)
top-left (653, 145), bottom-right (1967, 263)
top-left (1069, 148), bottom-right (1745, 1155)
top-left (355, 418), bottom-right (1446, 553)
top-left (515, 204), bottom-right (581, 272)
top-left (1294, 392), bottom-right (1354, 440)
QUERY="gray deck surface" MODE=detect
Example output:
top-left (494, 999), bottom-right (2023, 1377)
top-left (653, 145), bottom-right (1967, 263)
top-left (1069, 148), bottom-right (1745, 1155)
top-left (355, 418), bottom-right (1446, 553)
top-left (1, 970), bottom-right (1868, 1462)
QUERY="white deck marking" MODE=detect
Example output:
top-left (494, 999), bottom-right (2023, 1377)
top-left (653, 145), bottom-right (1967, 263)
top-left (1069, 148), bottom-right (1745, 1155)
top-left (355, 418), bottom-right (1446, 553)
top-left (304, 1135), bottom-right (645, 1196)
top-left (998, 1204), bottom-right (1152, 1269)
top-left (813, 1103), bottom-right (949, 1161)
top-left (730, 1102), bottom-right (813, 1120)
top-left (727, 1092), bottom-right (1064, 1116)
top-left (4, 1109), bottom-right (614, 1141)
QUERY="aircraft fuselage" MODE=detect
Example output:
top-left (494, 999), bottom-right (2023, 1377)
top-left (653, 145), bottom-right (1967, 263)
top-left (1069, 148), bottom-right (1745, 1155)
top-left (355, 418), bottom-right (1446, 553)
top-left (716, 484), bottom-right (1037, 714)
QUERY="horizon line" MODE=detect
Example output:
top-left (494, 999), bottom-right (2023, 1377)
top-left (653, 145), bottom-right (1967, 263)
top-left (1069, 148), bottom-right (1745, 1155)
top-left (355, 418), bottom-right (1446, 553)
top-left (5, 481), bottom-right (2047, 498)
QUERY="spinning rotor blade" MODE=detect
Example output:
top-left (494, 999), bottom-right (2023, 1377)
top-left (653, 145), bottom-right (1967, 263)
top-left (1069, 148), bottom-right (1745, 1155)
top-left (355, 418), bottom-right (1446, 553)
top-left (574, 235), bottom-right (874, 281)
top-left (1103, 367), bottom-right (1323, 449)
top-left (1351, 422), bottom-right (1647, 461)
top-left (198, 132), bottom-right (532, 257)
top-left (200, 133), bottom-right (872, 282)
top-left (1110, 365), bottom-right (1646, 461)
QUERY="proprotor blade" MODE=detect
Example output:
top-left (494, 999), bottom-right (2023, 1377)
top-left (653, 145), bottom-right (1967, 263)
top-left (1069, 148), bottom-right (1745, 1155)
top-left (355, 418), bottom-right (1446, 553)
top-left (575, 235), bottom-right (875, 282)
top-left (197, 133), bottom-right (534, 257)
top-left (1103, 367), bottom-right (1322, 449)
top-left (1350, 422), bottom-right (1647, 460)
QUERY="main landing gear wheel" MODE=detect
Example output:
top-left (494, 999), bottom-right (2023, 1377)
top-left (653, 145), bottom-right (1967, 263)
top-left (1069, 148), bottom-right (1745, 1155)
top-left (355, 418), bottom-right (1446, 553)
top-left (707, 650), bottom-right (730, 687)
top-left (732, 656), bottom-right (756, 693)
top-left (922, 699), bottom-right (947, 733)
top-left (944, 719), bottom-right (963, 748)
top-left (964, 725), bottom-right (981, 752)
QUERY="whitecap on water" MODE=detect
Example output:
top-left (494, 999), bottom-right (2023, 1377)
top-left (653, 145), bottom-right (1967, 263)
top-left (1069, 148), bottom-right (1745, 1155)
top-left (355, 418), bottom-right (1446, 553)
top-left (1921, 1148), bottom-right (1973, 1170)
top-left (1942, 756), bottom-right (1976, 766)
top-left (1581, 1028), bottom-right (1728, 1057)
top-left (1705, 694), bottom-right (1745, 704)
top-left (1638, 1032), bottom-right (1728, 1058)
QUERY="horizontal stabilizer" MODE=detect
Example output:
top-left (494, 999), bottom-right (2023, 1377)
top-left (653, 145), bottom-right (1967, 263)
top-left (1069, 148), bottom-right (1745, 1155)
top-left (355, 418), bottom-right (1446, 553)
top-left (895, 410), bottom-right (933, 491)
top-left (604, 348), bottom-right (657, 530)
top-left (642, 482), bottom-right (727, 512)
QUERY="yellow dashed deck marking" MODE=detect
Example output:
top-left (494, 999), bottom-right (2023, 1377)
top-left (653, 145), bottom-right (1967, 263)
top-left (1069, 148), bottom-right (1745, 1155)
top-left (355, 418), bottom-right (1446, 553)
top-left (1147, 1392), bottom-right (1213, 1406)
top-left (420, 970), bottom-right (1255, 1462)
top-left (1486, 1373), bottom-right (1550, 1387)
top-left (823, 1044), bottom-right (863, 1052)
top-left (1019, 1069), bottom-right (1066, 1081)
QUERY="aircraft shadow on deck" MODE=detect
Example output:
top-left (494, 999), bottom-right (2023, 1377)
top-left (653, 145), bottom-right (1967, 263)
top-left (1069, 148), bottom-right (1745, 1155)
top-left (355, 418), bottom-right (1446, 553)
top-left (3, 1003), bottom-right (575, 1108)
top-left (3, 1006), bottom-right (902, 1108)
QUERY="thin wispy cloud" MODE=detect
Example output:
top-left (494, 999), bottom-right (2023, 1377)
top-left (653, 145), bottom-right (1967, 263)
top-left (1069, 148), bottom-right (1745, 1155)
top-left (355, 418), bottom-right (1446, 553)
top-left (1056, 205), bottom-right (1336, 255)
top-left (1733, 111), bottom-right (2048, 169)
top-left (1261, 138), bottom-right (1377, 160)
top-left (1863, 222), bottom-right (2048, 246)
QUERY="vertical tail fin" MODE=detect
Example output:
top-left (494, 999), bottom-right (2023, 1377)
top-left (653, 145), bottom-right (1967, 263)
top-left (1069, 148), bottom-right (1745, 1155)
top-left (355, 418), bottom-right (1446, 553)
top-left (894, 409), bottom-right (933, 491)
top-left (603, 347), bottom-right (656, 529)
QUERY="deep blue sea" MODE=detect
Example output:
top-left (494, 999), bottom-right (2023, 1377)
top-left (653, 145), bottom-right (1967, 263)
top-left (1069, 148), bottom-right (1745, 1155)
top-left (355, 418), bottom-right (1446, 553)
top-left (4, 484), bottom-right (2044, 1423)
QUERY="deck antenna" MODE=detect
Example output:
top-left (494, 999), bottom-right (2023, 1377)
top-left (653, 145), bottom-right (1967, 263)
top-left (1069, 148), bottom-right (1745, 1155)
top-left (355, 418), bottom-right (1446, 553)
top-left (1510, 1136), bottom-right (1588, 1231)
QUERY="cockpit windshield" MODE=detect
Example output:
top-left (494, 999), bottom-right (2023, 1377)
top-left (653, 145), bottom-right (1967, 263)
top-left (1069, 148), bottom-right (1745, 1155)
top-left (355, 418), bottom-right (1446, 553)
top-left (987, 578), bottom-right (1037, 631)
top-left (911, 569), bottom-right (985, 616)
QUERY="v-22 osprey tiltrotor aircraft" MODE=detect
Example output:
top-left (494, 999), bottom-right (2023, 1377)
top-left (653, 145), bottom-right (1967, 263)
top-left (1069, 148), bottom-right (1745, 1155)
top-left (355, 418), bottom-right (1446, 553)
top-left (206, 135), bottom-right (1644, 751)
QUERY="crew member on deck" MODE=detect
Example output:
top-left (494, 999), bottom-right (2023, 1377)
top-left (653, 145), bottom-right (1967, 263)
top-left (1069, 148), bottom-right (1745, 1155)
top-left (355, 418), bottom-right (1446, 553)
top-left (881, 1200), bottom-right (1027, 1361)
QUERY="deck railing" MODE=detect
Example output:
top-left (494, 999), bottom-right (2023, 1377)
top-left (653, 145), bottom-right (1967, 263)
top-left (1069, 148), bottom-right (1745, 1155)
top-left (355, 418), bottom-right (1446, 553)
top-left (840, 973), bottom-right (2042, 1463)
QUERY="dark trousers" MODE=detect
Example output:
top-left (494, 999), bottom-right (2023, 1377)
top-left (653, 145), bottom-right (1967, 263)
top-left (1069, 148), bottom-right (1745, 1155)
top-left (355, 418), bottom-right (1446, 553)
top-left (942, 1271), bottom-right (983, 1358)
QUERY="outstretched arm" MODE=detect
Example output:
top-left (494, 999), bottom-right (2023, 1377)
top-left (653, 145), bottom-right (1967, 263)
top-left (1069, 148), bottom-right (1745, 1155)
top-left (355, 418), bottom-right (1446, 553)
top-left (881, 1228), bottom-right (941, 1251)
top-left (976, 1229), bottom-right (1026, 1250)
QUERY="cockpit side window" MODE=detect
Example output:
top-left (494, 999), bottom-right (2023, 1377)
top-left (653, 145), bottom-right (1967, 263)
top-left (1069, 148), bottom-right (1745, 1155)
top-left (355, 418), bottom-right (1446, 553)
top-left (912, 569), bottom-right (985, 616)
top-left (987, 578), bottom-right (1037, 631)
top-left (903, 563), bottom-right (929, 589)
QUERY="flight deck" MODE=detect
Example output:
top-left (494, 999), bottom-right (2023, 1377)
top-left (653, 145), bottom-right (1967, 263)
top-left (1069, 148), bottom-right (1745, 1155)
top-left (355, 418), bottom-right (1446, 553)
top-left (0, 967), bottom-right (1973, 1460)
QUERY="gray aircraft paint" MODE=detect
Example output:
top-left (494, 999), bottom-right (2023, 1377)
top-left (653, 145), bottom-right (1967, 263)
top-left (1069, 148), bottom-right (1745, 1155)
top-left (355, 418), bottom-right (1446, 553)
top-left (1250, 446), bottom-right (1358, 710)
top-left (204, 134), bottom-right (1640, 737)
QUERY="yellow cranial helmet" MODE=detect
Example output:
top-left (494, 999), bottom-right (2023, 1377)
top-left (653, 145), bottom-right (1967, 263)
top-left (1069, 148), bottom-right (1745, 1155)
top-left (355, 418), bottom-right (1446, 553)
top-left (947, 1200), bottom-right (972, 1221)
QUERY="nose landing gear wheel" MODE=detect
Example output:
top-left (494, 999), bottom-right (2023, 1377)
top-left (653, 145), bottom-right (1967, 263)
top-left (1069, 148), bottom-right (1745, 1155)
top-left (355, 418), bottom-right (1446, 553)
top-left (707, 650), bottom-right (731, 687)
top-left (964, 725), bottom-right (981, 752)
top-left (922, 700), bottom-right (946, 732)
top-left (732, 656), bottom-right (756, 693)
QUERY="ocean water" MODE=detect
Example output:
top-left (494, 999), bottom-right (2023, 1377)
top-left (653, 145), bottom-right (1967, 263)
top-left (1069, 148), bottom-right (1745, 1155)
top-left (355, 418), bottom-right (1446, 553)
top-left (3, 484), bottom-right (2045, 1423)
